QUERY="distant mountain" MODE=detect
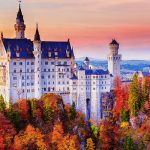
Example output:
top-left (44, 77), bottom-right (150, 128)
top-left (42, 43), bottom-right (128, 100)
top-left (76, 58), bottom-right (150, 72)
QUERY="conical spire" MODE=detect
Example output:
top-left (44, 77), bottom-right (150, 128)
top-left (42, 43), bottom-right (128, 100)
top-left (16, 3), bottom-right (24, 22)
top-left (34, 24), bottom-right (41, 41)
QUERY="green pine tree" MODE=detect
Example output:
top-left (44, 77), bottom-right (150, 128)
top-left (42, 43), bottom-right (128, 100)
top-left (43, 106), bottom-right (54, 123)
top-left (128, 74), bottom-right (141, 117)
top-left (141, 78), bottom-right (149, 111)
top-left (121, 109), bottom-right (129, 122)
top-left (0, 95), bottom-right (6, 113)
top-left (69, 102), bottom-right (76, 120)
top-left (29, 99), bottom-right (36, 118)
top-left (124, 136), bottom-right (135, 150)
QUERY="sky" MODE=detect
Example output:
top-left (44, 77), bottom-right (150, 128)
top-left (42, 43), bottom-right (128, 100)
top-left (0, 0), bottom-right (150, 60)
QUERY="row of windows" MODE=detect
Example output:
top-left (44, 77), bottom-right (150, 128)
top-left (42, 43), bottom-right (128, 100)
top-left (86, 75), bottom-right (108, 79)
top-left (13, 68), bottom-right (70, 73)
top-left (13, 61), bottom-right (69, 66)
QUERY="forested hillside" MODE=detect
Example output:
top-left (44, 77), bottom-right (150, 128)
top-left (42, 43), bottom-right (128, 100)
top-left (0, 74), bottom-right (149, 150)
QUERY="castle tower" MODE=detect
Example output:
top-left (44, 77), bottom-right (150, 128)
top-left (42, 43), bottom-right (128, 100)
top-left (14, 3), bottom-right (26, 39)
top-left (107, 39), bottom-right (122, 78)
top-left (33, 24), bottom-right (42, 99)
top-left (84, 57), bottom-right (90, 70)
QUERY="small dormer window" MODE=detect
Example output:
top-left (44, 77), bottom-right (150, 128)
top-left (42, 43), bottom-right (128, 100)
top-left (48, 51), bottom-right (51, 57)
top-left (66, 50), bottom-right (70, 58)
top-left (16, 51), bottom-right (20, 58)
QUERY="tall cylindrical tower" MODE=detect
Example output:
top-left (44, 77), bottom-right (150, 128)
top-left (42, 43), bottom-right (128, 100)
top-left (107, 39), bottom-right (122, 78)
top-left (33, 25), bottom-right (42, 99)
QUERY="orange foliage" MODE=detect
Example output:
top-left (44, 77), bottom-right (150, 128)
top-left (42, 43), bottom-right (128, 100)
top-left (17, 99), bottom-right (29, 120)
top-left (51, 121), bottom-right (64, 144)
top-left (13, 124), bottom-right (47, 150)
top-left (57, 134), bottom-right (81, 150)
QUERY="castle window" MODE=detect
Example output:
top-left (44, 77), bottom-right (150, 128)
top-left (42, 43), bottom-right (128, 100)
top-left (13, 77), bottom-right (17, 80)
top-left (22, 76), bottom-right (24, 80)
top-left (67, 68), bottom-right (69, 71)
top-left (27, 76), bottom-right (29, 79)
top-left (48, 75), bottom-right (50, 78)
top-left (27, 69), bottom-right (29, 72)
top-left (20, 70), bottom-right (22, 73)
top-left (27, 62), bottom-right (29, 65)
top-left (14, 70), bottom-right (16, 73)
top-left (52, 75), bottom-right (55, 78)
top-left (48, 69), bottom-right (50, 72)
top-left (31, 69), bottom-right (34, 72)
top-left (48, 87), bottom-right (50, 91)
top-left (41, 75), bottom-right (44, 79)
top-left (64, 61), bottom-right (67, 65)
top-left (51, 62), bottom-right (54, 65)
top-left (27, 83), bottom-right (30, 86)
top-left (31, 62), bottom-right (34, 65)
top-left (58, 81), bottom-right (60, 84)
top-left (52, 69), bottom-right (54, 72)
top-left (45, 61), bottom-right (48, 65)
top-left (19, 62), bottom-right (22, 65)
top-left (58, 61), bottom-right (61, 65)
top-left (44, 69), bottom-right (46, 72)
top-left (67, 87), bottom-right (69, 91)
top-left (13, 62), bottom-right (16, 65)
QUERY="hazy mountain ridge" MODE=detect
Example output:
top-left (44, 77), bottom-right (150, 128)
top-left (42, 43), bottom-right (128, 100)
top-left (76, 58), bottom-right (150, 71)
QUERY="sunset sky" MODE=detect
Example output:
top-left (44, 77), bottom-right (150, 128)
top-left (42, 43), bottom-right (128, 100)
top-left (0, 0), bottom-right (150, 60)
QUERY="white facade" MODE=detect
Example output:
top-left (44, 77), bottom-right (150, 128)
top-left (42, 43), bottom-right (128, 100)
top-left (0, 4), bottom-right (122, 122)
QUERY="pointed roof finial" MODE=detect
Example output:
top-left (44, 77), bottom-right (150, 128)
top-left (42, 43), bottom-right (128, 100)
top-left (17, 0), bottom-right (24, 22)
top-left (1, 32), bottom-right (3, 39)
top-left (34, 23), bottom-right (41, 41)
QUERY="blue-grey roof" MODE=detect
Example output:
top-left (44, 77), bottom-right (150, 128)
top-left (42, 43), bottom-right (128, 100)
top-left (3, 38), bottom-right (34, 58)
top-left (85, 69), bottom-right (109, 75)
top-left (2, 38), bottom-right (74, 59)
top-left (70, 74), bottom-right (78, 80)
top-left (141, 71), bottom-right (150, 77)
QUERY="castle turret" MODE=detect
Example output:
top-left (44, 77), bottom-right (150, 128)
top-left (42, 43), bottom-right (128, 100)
top-left (33, 24), bottom-right (42, 99)
top-left (107, 39), bottom-right (122, 78)
top-left (14, 3), bottom-right (26, 39)
top-left (84, 57), bottom-right (90, 70)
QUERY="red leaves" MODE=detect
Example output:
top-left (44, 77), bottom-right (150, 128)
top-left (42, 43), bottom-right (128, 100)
top-left (113, 77), bottom-right (129, 115)
top-left (0, 113), bottom-right (16, 148)
top-left (17, 99), bottom-right (29, 120)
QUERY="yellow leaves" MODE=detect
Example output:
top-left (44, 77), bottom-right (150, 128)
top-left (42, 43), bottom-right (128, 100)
top-left (57, 134), bottom-right (80, 150)
top-left (13, 124), bottom-right (47, 150)
top-left (120, 122), bottom-right (129, 129)
top-left (86, 138), bottom-right (95, 150)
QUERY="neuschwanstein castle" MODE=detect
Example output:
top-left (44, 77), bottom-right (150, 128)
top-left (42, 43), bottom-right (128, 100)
top-left (0, 4), bottom-right (121, 122)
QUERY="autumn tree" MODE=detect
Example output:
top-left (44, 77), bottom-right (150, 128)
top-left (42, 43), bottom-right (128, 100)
top-left (99, 120), bottom-right (120, 150)
top-left (17, 99), bottom-right (29, 121)
top-left (128, 74), bottom-right (141, 117)
top-left (86, 138), bottom-right (95, 150)
top-left (113, 77), bottom-right (129, 118)
top-left (51, 121), bottom-right (64, 147)
top-left (13, 124), bottom-right (47, 150)
top-left (57, 134), bottom-right (81, 150)
top-left (0, 112), bottom-right (16, 148)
